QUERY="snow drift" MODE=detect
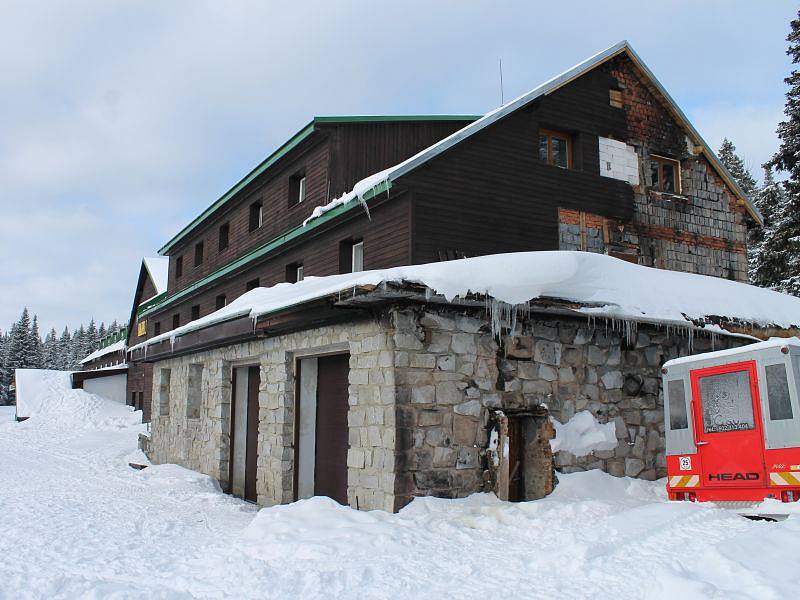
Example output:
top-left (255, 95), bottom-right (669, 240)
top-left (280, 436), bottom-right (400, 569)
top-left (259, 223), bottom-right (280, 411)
top-left (132, 251), bottom-right (800, 352)
top-left (550, 411), bottom-right (618, 457)
top-left (12, 368), bottom-right (139, 429)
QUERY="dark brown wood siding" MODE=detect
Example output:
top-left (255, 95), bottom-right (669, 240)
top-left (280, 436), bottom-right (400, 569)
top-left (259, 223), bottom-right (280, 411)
top-left (402, 65), bottom-right (634, 263)
top-left (146, 194), bottom-right (410, 333)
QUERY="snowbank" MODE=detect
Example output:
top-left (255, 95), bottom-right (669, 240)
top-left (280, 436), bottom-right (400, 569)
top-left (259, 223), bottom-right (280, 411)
top-left (550, 411), bottom-right (618, 457)
top-left (14, 368), bottom-right (72, 419)
top-left (13, 368), bottom-right (139, 429)
top-left (132, 251), bottom-right (800, 352)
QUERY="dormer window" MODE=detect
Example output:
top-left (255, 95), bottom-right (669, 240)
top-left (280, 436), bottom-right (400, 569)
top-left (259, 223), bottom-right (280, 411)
top-left (289, 171), bottom-right (306, 207)
top-left (249, 201), bottom-right (263, 232)
top-left (538, 129), bottom-right (572, 169)
top-left (650, 155), bottom-right (680, 194)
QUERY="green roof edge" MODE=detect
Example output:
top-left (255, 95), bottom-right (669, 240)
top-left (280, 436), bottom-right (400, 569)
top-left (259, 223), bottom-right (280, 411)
top-left (138, 179), bottom-right (392, 319)
top-left (157, 114), bottom-right (480, 255)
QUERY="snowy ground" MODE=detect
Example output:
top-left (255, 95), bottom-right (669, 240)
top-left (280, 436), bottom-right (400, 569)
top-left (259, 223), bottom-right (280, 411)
top-left (0, 386), bottom-right (799, 599)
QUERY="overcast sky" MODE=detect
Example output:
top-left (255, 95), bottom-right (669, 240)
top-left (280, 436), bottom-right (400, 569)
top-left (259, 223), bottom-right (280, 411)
top-left (0, 1), bottom-right (796, 334)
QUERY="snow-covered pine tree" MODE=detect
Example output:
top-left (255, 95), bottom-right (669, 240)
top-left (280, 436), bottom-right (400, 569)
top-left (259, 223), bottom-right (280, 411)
top-left (42, 328), bottom-right (58, 369)
top-left (767, 10), bottom-right (800, 296)
top-left (57, 327), bottom-right (72, 370)
top-left (749, 168), bottom-right (788, 287)
top-left (0, 330), bottom-right (8, 404)
top-left (718, 138), bottom-right (757, 198)
top-left (28, 315), bottom-right (44, 369)
top-left (86, 319), bottom-right (99, 354)
top-left (98, 322), bottom-right (107, 340)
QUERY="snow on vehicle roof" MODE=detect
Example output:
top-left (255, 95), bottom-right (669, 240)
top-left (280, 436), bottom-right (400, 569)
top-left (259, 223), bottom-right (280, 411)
top-left (80, 339), bottom-right (126, 365)
top-left (143, 256), bottom-right (169, 298)
top-left (130, 251), bottom-right (800, 353)
top-left (302, 40), bottom-right (761, 228)
top-left (663, 336), bottom-right (800, 368)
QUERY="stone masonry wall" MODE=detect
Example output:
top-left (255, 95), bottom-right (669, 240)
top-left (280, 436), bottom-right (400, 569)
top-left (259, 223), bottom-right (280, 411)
top-left (147, 316), bottom-right (398, 512)
top-left (392, 307), bottom-right (750, 506)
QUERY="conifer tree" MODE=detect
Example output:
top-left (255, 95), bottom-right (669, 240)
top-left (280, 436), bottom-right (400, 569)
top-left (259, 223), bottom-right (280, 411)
top-left (766, 11), bottom-right (800, 296)
top-left (28, 315), bottom-right (44, 369)
top-left (718, 138), bottom-right (757, 198)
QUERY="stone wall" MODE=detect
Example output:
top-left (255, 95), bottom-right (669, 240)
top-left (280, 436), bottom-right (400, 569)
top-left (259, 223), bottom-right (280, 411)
top-left (145, 303), bottom-right (752, 513)
top-left (147, 317), bottom-right (398, 512)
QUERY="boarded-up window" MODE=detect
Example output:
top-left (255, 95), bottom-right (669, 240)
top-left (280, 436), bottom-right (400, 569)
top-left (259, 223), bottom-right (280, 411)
top-left (766, 364), bottom-right (793, 421)
top-left (159, 369), bottom-right (171, 417)
top-left (186, 364), bottom-right (203, 419)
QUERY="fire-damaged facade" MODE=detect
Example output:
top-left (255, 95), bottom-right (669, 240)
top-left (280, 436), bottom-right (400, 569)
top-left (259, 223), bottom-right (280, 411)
top-left (126, 41), bottom-right (786, 511)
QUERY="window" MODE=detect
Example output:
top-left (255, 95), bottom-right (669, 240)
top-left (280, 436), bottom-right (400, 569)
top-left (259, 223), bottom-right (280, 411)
top-left (699, 370), bottom-right (754, 433)
top-left (215, 294), bottom-right (227, 310)
top-left (137, 320), bottom-right (147, 337)
top-left (194, 242), bottom-right (204, 267)
top-left (286, 263), bottom-right (304, 283)
top-left (650, 155), bottom-right (680, 193)
top-left (130, 391), bottom-right (136, 406)
top-left (175, 255), bottom-right (183, 278)
top-left (191, 305), bottom-right (200, 321)
top-left (138, 391), bottom-right (144, 411)
top-left (218, 223), bottom-right (230, 252)
top-left (289, 171), bottom-right (306, 207)
top-left (186, 364), bottom-right (203, 419)
top-left (249, 201), bottom-right (263, 232)
top-left (246, 278), bottom-right (260, 291)
top-left (154, 321), bottom-right (161, 336)
top-left (158, 369), bottom-right (171, 417)
top-left (766, 363), bottom-right (794, 421)
top-left (172, 314), bottom-right (180, 329)
top-left (352, 241), bottom-right (364, 272)
top-left (667, 379), bottom-right (688, 430)
top-left (538, 129), bottom-right (571, 168)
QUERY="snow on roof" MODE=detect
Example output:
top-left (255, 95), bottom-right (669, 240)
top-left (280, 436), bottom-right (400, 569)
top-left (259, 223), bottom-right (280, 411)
top-left (303, 41), bottom-right (761, 228)
top-left (80, 339), bottom-right (126, 365)
top-left (663, 336), bottom-right (800, 368)
top-left (143, 257), bottom-right (169, 297)
top-left (130, 251), bottom-right (800, 352)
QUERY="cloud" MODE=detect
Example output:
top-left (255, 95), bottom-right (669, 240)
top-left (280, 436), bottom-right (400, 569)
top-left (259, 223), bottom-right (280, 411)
top-left (0, 0), bottom-right (796, 334)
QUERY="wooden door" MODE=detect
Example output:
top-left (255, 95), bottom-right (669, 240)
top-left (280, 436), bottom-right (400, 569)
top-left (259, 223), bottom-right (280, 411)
top-left (314, 354), bottom-right (350, 504)
top-left (229, 366), bottom-right (260, 502)
top-left (245, 365), bottom-right (260, 502)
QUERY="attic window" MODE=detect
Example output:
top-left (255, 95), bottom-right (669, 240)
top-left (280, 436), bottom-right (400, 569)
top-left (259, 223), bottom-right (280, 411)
top-left (194, 242), bottom-right (204, 267)
top-left (218, 223), bottom-right (230, 252)
top-left (539, 129), bottom-right (571, 169)
top-left (650, 155), bottom-right (681, 194)
top-left (609, 89), bottom-right (623, 108)
top-left (289, 171), bottom-right (306, 207)
top-left (175, 255), bottom-right (183, 278)
top-left (249, 201), bottom-right (263, 232)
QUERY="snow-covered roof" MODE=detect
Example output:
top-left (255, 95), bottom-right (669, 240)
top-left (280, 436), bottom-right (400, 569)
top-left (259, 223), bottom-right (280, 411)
top-left (304, 40), bottom-right (762, 227)
top-left (130, 251), bottom-right (800, 353)
top-left (80, 339), bottom-right (126, 365)
top-left (143, 257), bottom-right (169, 299)
top-left (664, 337), bottom-right (800, 368)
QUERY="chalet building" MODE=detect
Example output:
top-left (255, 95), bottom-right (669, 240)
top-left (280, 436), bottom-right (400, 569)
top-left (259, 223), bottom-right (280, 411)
top-left (126, 257), bottom-right (169, 420)
top-left (72, 327), bottom-right (129, 404)
top-left (127, 41), bottom-right (789, 511)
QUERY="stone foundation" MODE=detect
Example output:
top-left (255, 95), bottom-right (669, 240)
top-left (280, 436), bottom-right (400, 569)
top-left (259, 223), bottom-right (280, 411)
top-left (144, 305), bottom-right (750, 512)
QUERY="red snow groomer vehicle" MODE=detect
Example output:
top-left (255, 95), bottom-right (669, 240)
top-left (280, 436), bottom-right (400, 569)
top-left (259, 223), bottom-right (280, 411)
top-left (662, 337), bottom-right (800, 505)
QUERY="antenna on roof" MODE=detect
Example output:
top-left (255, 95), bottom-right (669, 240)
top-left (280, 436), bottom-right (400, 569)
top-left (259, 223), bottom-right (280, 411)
top-left (499, 58), bottom-right (505, 105)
